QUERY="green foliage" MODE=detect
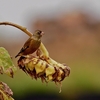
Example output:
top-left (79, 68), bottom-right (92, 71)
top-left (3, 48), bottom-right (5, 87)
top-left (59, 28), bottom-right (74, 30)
top-left (0, 47), bottom-right (17, 77)
top-left (0, 47), bottom-right (17, 99)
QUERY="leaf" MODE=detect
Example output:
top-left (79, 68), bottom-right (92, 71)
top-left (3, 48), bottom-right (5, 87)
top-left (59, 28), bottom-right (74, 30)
top-left (0, 81), bottom-right (14, 100)
top-left (0, 47), bottom-right (17, 77)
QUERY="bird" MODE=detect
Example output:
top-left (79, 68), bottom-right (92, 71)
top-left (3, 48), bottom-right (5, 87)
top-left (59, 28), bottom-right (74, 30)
top-left (15, 30), bottom-right (44, 58)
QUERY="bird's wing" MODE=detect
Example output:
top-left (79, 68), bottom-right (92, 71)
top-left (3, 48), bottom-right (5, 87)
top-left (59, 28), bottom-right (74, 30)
top-left (15, 37), bottom-right (32, 58)
top-left (19, 45), bottom-right (29, 53)
top-left (19, 37), bottom-right (33, 53)
top-left (15, 46), bottom-right (29, 58)
top-left (23, 37), bottom-right (33, 47)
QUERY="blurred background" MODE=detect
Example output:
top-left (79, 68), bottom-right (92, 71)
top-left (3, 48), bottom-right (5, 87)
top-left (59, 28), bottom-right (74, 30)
top-left (0, 0), bottom-right (100, 100)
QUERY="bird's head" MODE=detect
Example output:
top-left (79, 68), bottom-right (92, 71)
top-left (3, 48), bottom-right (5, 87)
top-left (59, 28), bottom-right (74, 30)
top-left (33, 30), bottom-right (44, 38)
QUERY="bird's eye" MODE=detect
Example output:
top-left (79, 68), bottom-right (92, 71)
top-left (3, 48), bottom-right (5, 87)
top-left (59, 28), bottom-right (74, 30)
top-left (38, 30), bottom-right (42, 35)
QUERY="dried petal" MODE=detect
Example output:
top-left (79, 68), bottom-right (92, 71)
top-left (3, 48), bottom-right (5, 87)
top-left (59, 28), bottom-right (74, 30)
top-left (45, 64), bottom-right (55, 77)
top-left (35, 60), bottom-right (46, 74)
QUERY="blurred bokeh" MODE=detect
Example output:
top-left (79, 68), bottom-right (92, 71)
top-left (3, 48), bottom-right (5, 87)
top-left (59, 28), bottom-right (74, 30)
top-left (0, 0), bottom-right (100, 100)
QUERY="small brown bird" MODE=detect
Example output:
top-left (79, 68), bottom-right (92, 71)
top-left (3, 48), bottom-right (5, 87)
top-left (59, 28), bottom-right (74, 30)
top-left (15, 30), bottom-right (44, 58)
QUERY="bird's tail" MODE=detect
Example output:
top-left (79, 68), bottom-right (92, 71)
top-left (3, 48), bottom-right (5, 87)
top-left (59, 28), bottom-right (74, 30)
top-left (15, 54), bottom-right (19, 58)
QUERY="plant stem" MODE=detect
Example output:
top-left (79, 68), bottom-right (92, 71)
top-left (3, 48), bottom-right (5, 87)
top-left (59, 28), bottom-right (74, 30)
top-left (0, 21), bottom-right (49, 57)
top-left (0, 22), bottom-right (32, 37)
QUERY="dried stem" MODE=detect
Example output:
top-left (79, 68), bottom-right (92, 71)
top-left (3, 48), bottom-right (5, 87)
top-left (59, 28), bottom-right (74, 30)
top-left (0, 21), bottom-right (49, 58)
top-left (39, 42), bottom-right (49, 58)
top-left (0, 22), bottom-right (32, 37)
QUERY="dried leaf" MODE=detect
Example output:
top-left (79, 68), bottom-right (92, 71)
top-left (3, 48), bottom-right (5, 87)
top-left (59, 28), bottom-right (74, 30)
top-left (0, 82), bottom-right (14, 100)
